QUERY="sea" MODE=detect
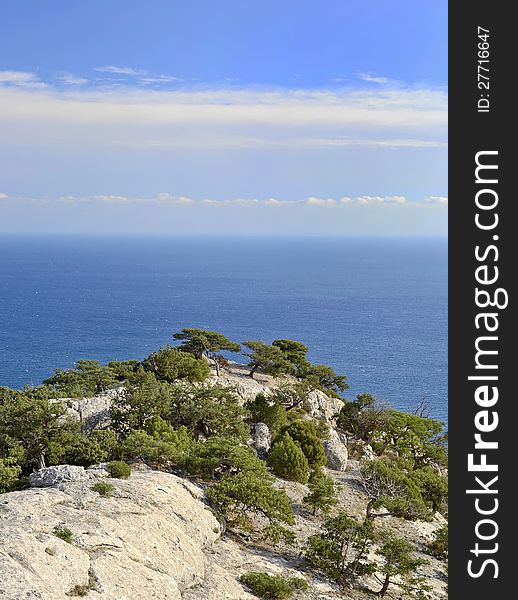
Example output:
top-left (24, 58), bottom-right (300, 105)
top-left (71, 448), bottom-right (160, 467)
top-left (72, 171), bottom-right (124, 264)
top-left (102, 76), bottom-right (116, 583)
top-left (0, 235), bottom-right (447, 424)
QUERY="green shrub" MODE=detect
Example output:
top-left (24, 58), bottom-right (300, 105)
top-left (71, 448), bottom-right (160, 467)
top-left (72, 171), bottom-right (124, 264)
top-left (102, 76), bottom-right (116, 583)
top-left (53, 526), bottom-right (73, 544)
top-left (168, 383), bottom-right (250, 441)
top-left (186, 436), bottom-right (269, 480)
top-left (109, 371), bottom-right (171, 435)
top-left (92, 481), bottom-right (114, 497)
top-left (427, 524), bottom-right (448, 559)
top-left (141, 346), bottom-right (211, 383)
top-left (207, 471), bottom-right (294, 540)
top-left (409, 466), bottom-right (448, 513)
top-left (172, 328), bottom-right (241, 359)
top-left (302, 363), bottom-right (348, 396)
top-left (240, 571), bottom-right (308, 599)
top-left (0, 393), bottom-right (66, 472)
top-left (305, 513), bottom-right (375, 583)
top-left (278, 421), bottom-right (326, 467)
top-left (65, 584), bottom-right (90, 597)
top-left (246, 393), bottom-right (288, 436)
top-left (0, 456), bottom-right (22, 494)
top-left (303, 469), bottom-right (338, 515)
top-left (375, 532), bottom-right (429, 598)
top-left (107, 460), bottom-right (131, 479)
top-left (336, 394), bottom-right (390, 444)
top-left (121, 419), bottom-right (192, 467)
top-left (360, 458), bottom-right (431, 521)
top-left (268, 433), bottom-right (309, 483)
top-left (43, 359), bottom-right (120, 397)
top-left (47, 426), bottom-right (115, 468)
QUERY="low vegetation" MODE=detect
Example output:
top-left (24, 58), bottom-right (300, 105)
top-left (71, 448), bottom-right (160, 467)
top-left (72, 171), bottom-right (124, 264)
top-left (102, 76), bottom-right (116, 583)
top-left (53, 526), bottom-right (73, 544)
top-left (91, 481), bottom-right (114, 497)
top-left (427, 524), bottom-right (448, 559)
top-left (240, 571), bottom-right (308, 599)
top-left (107, 460), bottom-right (131, 479)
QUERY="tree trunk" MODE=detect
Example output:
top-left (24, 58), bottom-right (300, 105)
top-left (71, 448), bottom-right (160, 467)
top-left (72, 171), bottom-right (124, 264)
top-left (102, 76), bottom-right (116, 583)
top-left (38, 453), bottom-right (46, 470)
top-left (211, 356), bottom-right (220, 376)
top-left (378, 575), bottom-right (390, 597)
top-left (249, 365), bottom-right (258, 379)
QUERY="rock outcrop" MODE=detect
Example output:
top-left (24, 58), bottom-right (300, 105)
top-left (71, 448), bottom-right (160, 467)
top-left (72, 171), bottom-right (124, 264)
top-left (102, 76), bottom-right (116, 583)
top-left (323, 430), bottom-right (349, 471)
top-left (59, 389), bottom-right (118, 430)
top-left (0, 468), bottom-right (221, 600)
top-left (56, 364), bottom-right (344, 434)
top-left (252, 422), bottom-right (272, 455)
top-left (303, 389), bottom-right (343, 424)
top-left (28, 465), bottom-right (89, 488)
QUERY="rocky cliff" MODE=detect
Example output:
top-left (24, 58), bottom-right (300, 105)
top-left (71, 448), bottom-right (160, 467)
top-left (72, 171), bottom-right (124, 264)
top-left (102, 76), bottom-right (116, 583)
top-left (0, 465), bottom-right (343, 600)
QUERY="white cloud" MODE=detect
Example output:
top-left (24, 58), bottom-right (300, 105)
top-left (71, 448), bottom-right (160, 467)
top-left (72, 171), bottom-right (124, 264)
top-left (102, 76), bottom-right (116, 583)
top-left (307, 197), bottom-right (336, 206)
top-left (5, 193), bottom-right (447, 208)
top-left (94, 66), bottom-right (147, 75)
top-left (138, 75), bottom-right (182, 85)
top-left (425, 195), bottom-right (448, 204)
top-left (56, 72), bottom-right (88, 85)
top-left (157, 193), bottom-right (193, 204)
top-left (0, 72), bottom-right (447, 212)
top-left (357, 196), bottom-right (384, 204)
top-left (0, 76), bottom-right (447, 116)
top-left (340, 195), bottom-right (408, 205)
top-left (0, 82), bottom-right (447, 155)
top-left (93, 66), bottom-right (182, 86)
top-left (0, 70), bottom-right (46, 89)
top-left (0, 192), bottom-right (9, 200)
top-left (311, 138), bottom-right (447, 149)
top-left (94, 194), bottom-right (130, 203)
top-left (357, 72), bottom-right (391, 85)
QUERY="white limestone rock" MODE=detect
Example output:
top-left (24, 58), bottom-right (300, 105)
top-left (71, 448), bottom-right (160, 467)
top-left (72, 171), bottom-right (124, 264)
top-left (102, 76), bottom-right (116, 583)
top-left (252, 422), bottom-right (272, 454)
top-left (29, 465), bottom-right (89, 488)
top-left (323, 430), bottom-right (349, 471)
top-left (0, 470), bottom-right (220, 600)
top-left (303, 389), bottom-right (343, 424)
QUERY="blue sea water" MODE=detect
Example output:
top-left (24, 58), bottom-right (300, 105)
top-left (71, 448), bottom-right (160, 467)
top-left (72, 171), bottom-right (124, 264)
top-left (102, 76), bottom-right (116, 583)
top-left (0, 235), bottom-right (447, 423)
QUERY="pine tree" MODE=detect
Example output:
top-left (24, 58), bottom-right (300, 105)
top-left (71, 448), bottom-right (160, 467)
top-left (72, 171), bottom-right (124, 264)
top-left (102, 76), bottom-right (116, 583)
top-left (268, 432), bottom-right (309, 483)
top-left (376, 532), bottom-right (428, 598)
top-left (303, 469), bottom-right (338, 515)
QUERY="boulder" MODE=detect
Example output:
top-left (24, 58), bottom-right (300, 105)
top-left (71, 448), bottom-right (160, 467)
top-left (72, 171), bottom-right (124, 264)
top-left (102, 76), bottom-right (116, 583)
top-left (323, 430), bottom-right (348, 471)
top-left (252, 422), bottom-right (271, 454)
top-left (60, 389), bottom-right (118, 430)
top-left (303, 389), bottom-right (343, 423)
top-left (29, 465), bottom-right (88, 488)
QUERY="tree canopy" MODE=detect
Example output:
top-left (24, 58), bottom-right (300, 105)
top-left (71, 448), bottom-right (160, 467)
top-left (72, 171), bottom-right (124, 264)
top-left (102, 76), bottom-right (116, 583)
top-left (172, 328), bottom-right (241, 374)
top-left (303, 468), bottom-right (338, 516)
top-left (277, 420), bottom-right (327, 468)
top-left (359, 458), bottom-right (431, 521)
top-left (207, 470), bottom-right (295, 542)
top-left (243, 341), bottom-right (293, 378)
top-left (267, 432), bottom-right (309, 484)
top-left (375, 532), bottom-right (428, 598)
top-left (141, 346), bottom-right (210, 383)
top-left (305, 512), bottom-right (375, 584)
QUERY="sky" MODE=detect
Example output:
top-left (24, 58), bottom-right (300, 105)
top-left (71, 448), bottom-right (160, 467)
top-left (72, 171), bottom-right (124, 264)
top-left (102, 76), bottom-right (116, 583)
top-left (0, 0), bottom-right (447, 235)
